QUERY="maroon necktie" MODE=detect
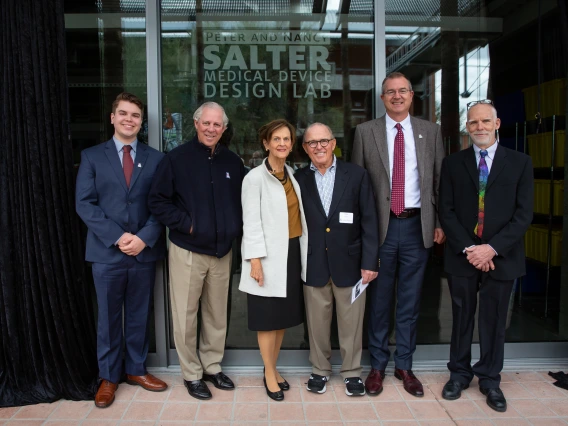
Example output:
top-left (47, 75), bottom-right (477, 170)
top-left (391, 123), bottom-right (405, 216)
top-left (123, 145), bottom-right (134, 188)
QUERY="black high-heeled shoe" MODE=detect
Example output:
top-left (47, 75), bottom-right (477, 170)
top-left (263, 376), bottom-right (284, 401)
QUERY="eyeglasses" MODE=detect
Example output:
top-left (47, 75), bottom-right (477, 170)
top-left (466, 99), bottom-right (494, 109)
top-left (383, 88), bottom-right (411, 96)
top-left (303, 138), bottom-right (334, 148)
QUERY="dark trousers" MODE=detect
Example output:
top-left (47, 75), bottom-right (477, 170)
top-left (368, 214), bottom-right (430, 370)
top-left (92, 257), bottom-right (156, 383)
top-left (447, 272), bottom-right (514, 389)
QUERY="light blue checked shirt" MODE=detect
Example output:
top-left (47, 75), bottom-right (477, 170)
top-left (113, 136), bottom-right (137, 165)
top-left (310, 155), bottom-right (337, 217)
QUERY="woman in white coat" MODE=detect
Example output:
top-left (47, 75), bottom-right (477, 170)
top-left (239, 119), bottom-right (308, 401)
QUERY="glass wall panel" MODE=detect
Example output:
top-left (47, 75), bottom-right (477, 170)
top-left (158, 0), bottom-right (567, 359)
top-left (384, 0), bottom-right (567, 344)
top-left (65, 1), bottom-right (157, 353)
top-left (160, 0), bottom-right (374, 349)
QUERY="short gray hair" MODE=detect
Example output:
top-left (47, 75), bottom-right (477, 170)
top-left (381, 72), bottom-right (413, 94)
top-left (304, 122), bottom-right (334, 139)
top-left (193, 102), bottom-right (229, 127)
top-left (467, 103), bottom-right (498, 120)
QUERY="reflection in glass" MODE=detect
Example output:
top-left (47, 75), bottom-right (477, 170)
top-left (385, 0), bottom-right (567, 344)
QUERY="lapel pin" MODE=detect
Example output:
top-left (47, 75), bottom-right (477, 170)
top-left (418, 134), bottom-right (423, 139)
top-left (137, 163), bottom-right (142, 168)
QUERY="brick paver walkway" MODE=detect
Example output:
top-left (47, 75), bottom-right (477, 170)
top-left (1, 370), bottom-right (568, 425)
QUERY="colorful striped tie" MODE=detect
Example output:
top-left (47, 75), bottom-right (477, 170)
top-left (474, 150), bottom-right (488, 237)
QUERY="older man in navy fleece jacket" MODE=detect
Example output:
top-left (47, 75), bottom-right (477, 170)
top-left (148, 102), bottom-right (245, 401)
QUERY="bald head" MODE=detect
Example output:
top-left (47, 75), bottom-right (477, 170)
top-left (303, 122), bottom-right (336, 172)
top-left (467, 103), bottom-right (498, 121)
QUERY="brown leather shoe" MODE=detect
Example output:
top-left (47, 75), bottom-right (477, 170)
top-left (95, 380), bottom-right (118, 408)
top-left (364, 368), bottom-right (385, 395)
top-left (394, 368), bottom-right (424, 397)
top-left (126, 373), bottom-right (168, 392)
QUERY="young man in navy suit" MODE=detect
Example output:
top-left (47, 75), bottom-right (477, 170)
top-left (295, 123), bottom-right (379, 397)
top-left (76, 93), bottom-right (167, 408)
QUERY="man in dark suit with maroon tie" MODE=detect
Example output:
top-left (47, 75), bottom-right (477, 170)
top-left (76, 93), bottom-right (167, 408)
top-left (439, 101), bottom-right (533, 412)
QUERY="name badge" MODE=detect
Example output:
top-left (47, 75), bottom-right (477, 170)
top-left (339, 212), bottom-right (353, 224)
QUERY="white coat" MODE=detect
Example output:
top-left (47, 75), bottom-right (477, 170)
top-left (238, 159), bottom-right (308, 297)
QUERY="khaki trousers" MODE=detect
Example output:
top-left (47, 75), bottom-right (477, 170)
top-left (169, 242), bottom-right (232, 381)
top-left (304, 278), bottom-right (366, 379)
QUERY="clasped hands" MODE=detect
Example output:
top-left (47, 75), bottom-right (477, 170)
top-left (465, 244), bottom-right (495, 272)
top-left (118, 232), bottom-right (146, 256)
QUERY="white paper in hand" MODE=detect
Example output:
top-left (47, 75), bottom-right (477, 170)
top-left (351, 278), bottom-right (368, 304)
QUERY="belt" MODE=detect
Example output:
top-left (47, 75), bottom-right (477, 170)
top-left (390, 208), bottom-right (420, 219)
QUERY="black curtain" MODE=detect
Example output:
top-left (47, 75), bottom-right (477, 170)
top-left (0, 0), bottom-right (98, 406)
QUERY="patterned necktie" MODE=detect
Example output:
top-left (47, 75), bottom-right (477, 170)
top-left (123, 145), bottom-right (134, 188)
top-left (474, 150), bottom-right (488, 237)
top-left (391, 123), bottom-right (405, 216)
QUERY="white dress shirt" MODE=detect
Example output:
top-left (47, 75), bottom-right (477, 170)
top-left (472, 140), bottom-right (498, 173)
top-left (385, 114), bottom-right (421, 208)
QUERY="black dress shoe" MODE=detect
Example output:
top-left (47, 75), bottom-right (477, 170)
top-left (263, 376), bottom-right (284, 401)
top-left (203, 372), bottom-right (235, 390)
top-left (184, 379), bottom-right (212, 400)
top-left (480, 387), bottom-right (507, 412)
top-left (442, 380), bottom-right (469, 400)
top-left (263, 367), bottom-right (290, 391)
top-left (278, 378), bottom-right (290, 391)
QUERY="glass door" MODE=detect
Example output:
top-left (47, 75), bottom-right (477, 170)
top-left (160, 0), bottom-right (375, 363)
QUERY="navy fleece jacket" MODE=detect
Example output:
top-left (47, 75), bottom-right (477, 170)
top-left (148, 137), bottom-right (245, 258)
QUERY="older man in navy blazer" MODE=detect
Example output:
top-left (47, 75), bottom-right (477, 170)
top-left (76, 93), bottom-right (167, 408)
top-left (295, 123), bottom-right (379, 397)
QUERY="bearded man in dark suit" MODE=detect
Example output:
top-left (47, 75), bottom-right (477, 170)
top-left (438, 101), bottom-right (533, 412)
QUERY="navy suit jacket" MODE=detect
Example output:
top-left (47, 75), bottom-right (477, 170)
top-left (295, 160), bottom-right (379, 287)
top-left (439, 144), bottom-right (533, 280)
top-left (76, 139), bottom-right (166, 264)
